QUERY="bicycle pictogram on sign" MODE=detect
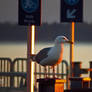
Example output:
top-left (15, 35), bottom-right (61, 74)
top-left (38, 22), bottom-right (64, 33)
top-left (21, 0), bottom-right (39, 13)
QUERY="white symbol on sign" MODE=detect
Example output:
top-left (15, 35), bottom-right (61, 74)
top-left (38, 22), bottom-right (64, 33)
top-left (24, 0), bottom-right (36, 9)
top-left (67, 9), bottom-right (76, 18)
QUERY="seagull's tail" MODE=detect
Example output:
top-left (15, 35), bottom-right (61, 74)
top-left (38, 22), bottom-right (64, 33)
top-left (30, 54), bottom-right (41, 64)
top-left (30, 54), bottom-right (36, 61)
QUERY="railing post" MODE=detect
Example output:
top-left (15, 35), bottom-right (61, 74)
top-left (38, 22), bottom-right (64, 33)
top-left (62, 60), bottom-right (69, 89)
top-left (73, 62), bottom-right (82, 77)
top-left (10, 61), bottom-right (14, 88)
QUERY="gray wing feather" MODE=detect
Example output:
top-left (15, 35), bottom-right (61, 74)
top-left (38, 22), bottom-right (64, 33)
top-left (35, 47), bottom-right (51, 63)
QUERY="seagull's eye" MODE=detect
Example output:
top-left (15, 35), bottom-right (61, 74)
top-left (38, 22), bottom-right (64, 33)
top-left (63, 38), bottom-right (66, 40)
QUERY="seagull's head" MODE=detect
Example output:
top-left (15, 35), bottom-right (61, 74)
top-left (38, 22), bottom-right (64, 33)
top-left (55, 36), bottom-right (72, 44)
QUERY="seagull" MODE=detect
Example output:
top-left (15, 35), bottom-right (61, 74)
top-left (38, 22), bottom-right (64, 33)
top-left (32, 36), bottom-right (72, 67)
top-left (31, 36), bottom-right (72, 78)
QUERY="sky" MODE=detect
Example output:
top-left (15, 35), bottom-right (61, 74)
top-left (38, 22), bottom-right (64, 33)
top-left (0, 0), bottom-right (92, 23)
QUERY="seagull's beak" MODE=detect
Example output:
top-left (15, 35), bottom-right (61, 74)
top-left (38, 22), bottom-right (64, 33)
top-left (66, 40), bottom-right (73, 44)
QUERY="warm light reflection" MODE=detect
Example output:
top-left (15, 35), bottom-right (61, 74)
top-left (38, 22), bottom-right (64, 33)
top-left (70, 22), bottom-right (75, 77)
top-left (55, 44), bottom-right (64, 66)
top-left (70, 22), bottom-right (75, 63)
top-left (31, 62), bottom-right (35, 92)
top-left (83, 77), bottom-right (91, 82)
top-left (72, 22), bottom-right (75, 43)
top-left (56, 79), bottom-right (66, 83)
top-left (88, 69), bottom-right (92, 71)
top-left (31, 25), bottom-right (35, 92)
top-left (31, 25), bottom-right (35, 54)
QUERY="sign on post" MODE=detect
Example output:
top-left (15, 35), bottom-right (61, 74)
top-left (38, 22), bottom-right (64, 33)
top-left (18, 0), bottom-right (41, 26)
top-left (61, 0), bottom-right (83, 22)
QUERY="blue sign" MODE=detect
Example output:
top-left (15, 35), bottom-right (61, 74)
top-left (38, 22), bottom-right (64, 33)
top-left (64, 0), bottom-right (79, 6)
top-left (21, 0), bottom-right (39, 13)
top-left (61, 0), bottom-right (83, 22)
top-left (18, 0), bottom-right (41, 26)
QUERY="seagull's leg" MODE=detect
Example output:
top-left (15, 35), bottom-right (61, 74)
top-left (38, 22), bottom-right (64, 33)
top-left (53, 66), bottom-right (56, 78)
top-left (44, 66), bottom-right (47, 78)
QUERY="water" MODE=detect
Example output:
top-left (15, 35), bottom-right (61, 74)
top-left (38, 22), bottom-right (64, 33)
top-left (0, 42), bottom-right (92, 77)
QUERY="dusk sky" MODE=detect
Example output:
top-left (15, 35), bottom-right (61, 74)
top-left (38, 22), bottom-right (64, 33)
top-left (0, 0), bottom-right (92, 23)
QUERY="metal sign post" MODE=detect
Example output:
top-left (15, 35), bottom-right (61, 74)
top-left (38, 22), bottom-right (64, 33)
top-left (27, 25), bottom-right (35, 92)
top-left (18, 0), bottom-right (41, 92)
top-left (70, 22), bottom-right (75, 77)
top-left (61, 0), bottom-right (83, 77)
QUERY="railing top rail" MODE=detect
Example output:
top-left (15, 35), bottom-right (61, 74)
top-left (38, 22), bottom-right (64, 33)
top-left (0, 57), bottom-right (12, 62)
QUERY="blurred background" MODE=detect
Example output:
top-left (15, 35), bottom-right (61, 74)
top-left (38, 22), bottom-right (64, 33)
top-left (0, 0), bottom-right (92, 70)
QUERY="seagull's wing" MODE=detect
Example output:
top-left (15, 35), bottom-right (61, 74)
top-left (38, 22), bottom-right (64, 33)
top-left (35, 47), bottom-right (52, 64)
top-left (39, 45), bottom-right (63, 66)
